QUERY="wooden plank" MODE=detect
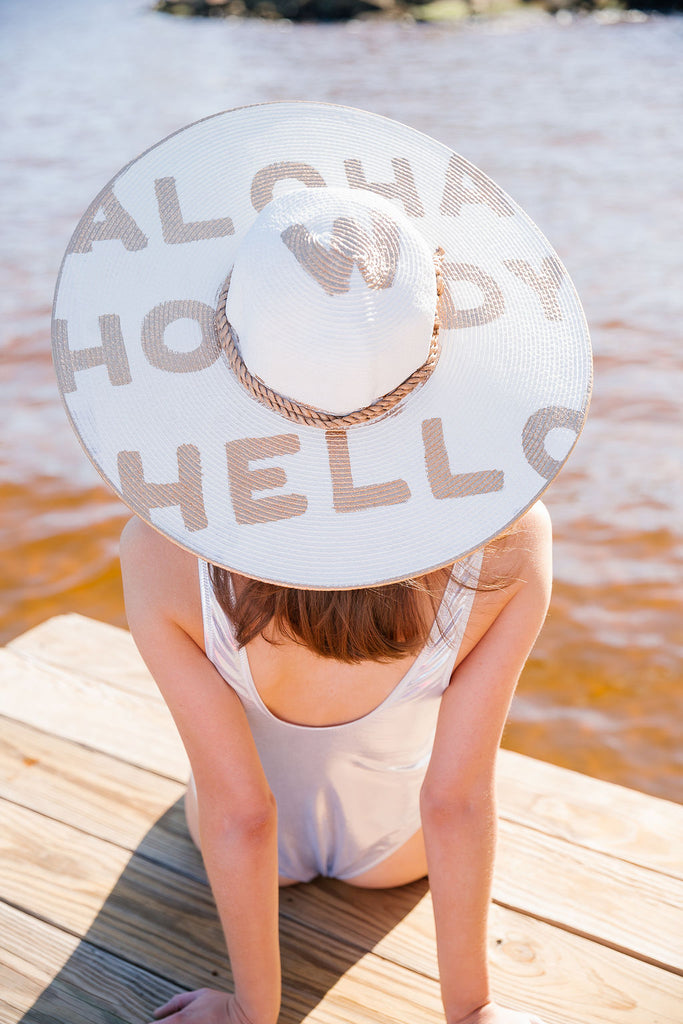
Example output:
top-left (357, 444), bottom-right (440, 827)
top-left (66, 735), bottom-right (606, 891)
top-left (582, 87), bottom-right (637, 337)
top-left (0, 813), bottom-right (446, 1024)
top-left (497, 749), bottom-right (683, 878)
top-left (284, 877), bottom-right (683, 1016)
top-left (293, 823), bottom-right (683, 976)
top-left (6, 891), bottom-right (682, 1024)
top-left (8, 614), bottom-right (683, 880)
top-left (7, 614), bottom-right (159, 702)
top-left (484, 908), bottom-right (683, 1024)
top-left (0, 715), bottom-right (191, 868)
top-left (1, 797), bottom-right (442, 1012)
top-left (1, 799), bottom-right (134, 936)
top-left (279, 922), bottom-right (446, 1024)
top-left (0, 900), bottom-right (181, 1024)
top-left (0, 892), bottom-right (446, 1024)
top-left (0, 648), bottom-right (188, 781)
top-left (285, 882), bottom-right (683, 1021)
top-left (3, 618), bottom-right (679, 987)
top-left (2, 799), bottom-right (682, 1024)
top-left (1, 900), bottom-right (81, 1020)
top-left (2, 700), bottom-right (681, 975)
top-left (496, 818), bottom-right (683, 973)
top-left (3, 708), bottom-right (681, 975)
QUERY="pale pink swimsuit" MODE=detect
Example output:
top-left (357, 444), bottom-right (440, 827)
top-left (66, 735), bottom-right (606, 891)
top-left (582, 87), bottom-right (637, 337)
top-left (198, 553), bottom-right (482, 882)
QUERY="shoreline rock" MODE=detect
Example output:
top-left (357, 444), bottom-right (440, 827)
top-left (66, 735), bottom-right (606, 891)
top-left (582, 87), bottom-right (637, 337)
top-left (153, 0), bottom-right (677, 21)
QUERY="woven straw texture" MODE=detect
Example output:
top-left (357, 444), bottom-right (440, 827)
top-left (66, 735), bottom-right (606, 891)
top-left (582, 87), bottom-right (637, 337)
top-left (52, 102), bottom-right (592, 588)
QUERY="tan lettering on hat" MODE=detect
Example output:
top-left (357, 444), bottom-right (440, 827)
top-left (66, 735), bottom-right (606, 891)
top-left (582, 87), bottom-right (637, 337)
top-left (440, 262), bottom-right (505, 329)
top-left (503, 257), bottom-right (566, 321)
top-left (53, 316), bottom-right (132, 394)
top-left (155, 177), bottom-right (235, 244)
top-left (522, 406), bottom-right (583, 479)
top-left (344, 158), bottom-right (425, 218)
top-left (282, 212), bottom-right (400, 297)
top-left (117, 445), bottom-right (208, 531)
top-left (326, 431), bottom-right (411, 512)
top-left (422, 419), bottom-right (504, 499)
top-left (250, 162), bottom-right (326, 213)
top-left (440, 155), bottom-right (515, 219)
top-left (141, 300), bottom-right (221, 373)
top-left (66, 187), bottom-right (149, 254)
top-left (226, 435), bottom-right (307, 525)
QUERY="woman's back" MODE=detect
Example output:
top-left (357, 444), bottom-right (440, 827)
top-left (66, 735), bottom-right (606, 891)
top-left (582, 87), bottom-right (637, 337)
top-left (122, 514), bottom-right (533, 730)
top-left (207, 558), bottom-right (479, 728)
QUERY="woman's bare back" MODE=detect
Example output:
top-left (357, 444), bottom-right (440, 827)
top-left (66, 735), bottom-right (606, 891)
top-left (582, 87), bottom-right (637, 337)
top-left (123, 512), bottom-right (541, 732)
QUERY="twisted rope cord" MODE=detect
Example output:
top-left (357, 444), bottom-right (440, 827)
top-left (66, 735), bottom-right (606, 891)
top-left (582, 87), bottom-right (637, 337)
top-left (215, 247), bottom-right (445, 429)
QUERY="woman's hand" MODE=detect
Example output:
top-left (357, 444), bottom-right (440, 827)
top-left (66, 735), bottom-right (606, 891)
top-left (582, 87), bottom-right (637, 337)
top-left (454, 1003), bottom-right (547, 1024)
top-left (149, 989), bottom-right (253, 1024)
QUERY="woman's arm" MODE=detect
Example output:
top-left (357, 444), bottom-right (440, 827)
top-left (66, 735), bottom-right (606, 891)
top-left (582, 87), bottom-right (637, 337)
top-left (120, 519), bottom-right (281, 1024)
top-left (420, 503), bottom-right (553, 1023)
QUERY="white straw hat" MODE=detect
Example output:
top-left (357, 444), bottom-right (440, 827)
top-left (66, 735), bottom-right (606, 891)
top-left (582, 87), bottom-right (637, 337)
top-left (52, 101), bottom-right (592, 588)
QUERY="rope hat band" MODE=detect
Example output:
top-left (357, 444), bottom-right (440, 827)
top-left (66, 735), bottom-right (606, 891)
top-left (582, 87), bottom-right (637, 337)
top-left (215, 278), bottom-right (443, 430)
top-left (52, 102), bottom-right (592, 588)
top-left (220, 186), bottom-right (441, 421)
top-left (214, 222), bottom-right (446, 431)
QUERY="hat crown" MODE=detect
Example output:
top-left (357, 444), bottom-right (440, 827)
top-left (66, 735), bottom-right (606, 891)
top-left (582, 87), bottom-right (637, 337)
top-left (224, 187), bottom-right (438, 416)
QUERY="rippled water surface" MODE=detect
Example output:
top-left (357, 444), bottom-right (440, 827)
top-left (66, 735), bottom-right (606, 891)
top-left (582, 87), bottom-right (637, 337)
top-left (1, 0), bottom-right (681, 800)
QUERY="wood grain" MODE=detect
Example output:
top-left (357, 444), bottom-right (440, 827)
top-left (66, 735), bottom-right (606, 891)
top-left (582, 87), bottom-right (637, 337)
top-left (496, 818), bottom-right (683, 971)
top-left (3, 614), bottom-right (683, 1024)
top-left (2, 797), bottom-right (682, 1024)
top-left (0, 648), bottom-right (188, 780)
top-left (7, 614), bottom-right (159, 701)
top-left (0, 900), bottom-right (180, 1024)
top-left (497, 749), bottom-right (683, 878)
top-left (0, 715), bottom-right (186, 853)
top-left (2, 708), bottom-right (680, 974)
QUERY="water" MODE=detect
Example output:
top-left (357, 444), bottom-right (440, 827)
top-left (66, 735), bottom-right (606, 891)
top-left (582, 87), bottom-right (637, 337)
top-left (1, 0), bottom-right (681, 800)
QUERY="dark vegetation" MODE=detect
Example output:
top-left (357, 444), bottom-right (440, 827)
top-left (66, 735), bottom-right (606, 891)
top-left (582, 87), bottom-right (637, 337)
top-left (154, 0), bottom-right (681, 21)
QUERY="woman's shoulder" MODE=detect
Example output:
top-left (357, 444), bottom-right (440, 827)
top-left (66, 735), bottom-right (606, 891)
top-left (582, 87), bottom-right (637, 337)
top-left (456, 502), bottom-right (552, 663)
top-left (482, 500), bottom-right (552, 585)
top-left (120, 516), bottom-right (204, 645)
top-left (120, 515), bottom-right (197, 583)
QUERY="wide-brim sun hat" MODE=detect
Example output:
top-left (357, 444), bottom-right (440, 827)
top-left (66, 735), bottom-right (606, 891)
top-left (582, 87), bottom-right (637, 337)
top-left (52, 101), bottom-right (592, 589)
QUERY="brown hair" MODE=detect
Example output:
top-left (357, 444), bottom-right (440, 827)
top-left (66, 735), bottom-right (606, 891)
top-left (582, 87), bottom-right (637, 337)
top-left (208, 564), bottom-right (469, 664)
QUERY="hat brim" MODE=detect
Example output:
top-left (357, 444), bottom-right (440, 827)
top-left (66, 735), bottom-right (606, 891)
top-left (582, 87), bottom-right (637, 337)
top-left (53, 102), bottom-right (592, 588)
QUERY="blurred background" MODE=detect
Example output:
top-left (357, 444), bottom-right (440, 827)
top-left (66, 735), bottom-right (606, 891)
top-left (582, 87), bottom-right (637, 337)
top-left (1, 0), bottom-right (681, 801)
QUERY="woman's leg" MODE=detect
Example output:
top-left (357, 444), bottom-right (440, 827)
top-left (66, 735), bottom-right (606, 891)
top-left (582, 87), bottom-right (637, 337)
top-left (343, 828), bottom-right (428, 889)
top-left (184, 777), bottom-right (300, 887)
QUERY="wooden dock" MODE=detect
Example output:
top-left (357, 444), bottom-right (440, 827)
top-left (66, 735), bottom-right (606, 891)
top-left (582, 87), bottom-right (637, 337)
top-left (1, 614), bottom-right (682, 1024)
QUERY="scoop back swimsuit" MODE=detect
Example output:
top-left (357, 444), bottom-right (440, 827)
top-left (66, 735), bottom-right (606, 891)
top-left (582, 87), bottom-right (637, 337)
top-left (198, 553), bottom-right (482, 883)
